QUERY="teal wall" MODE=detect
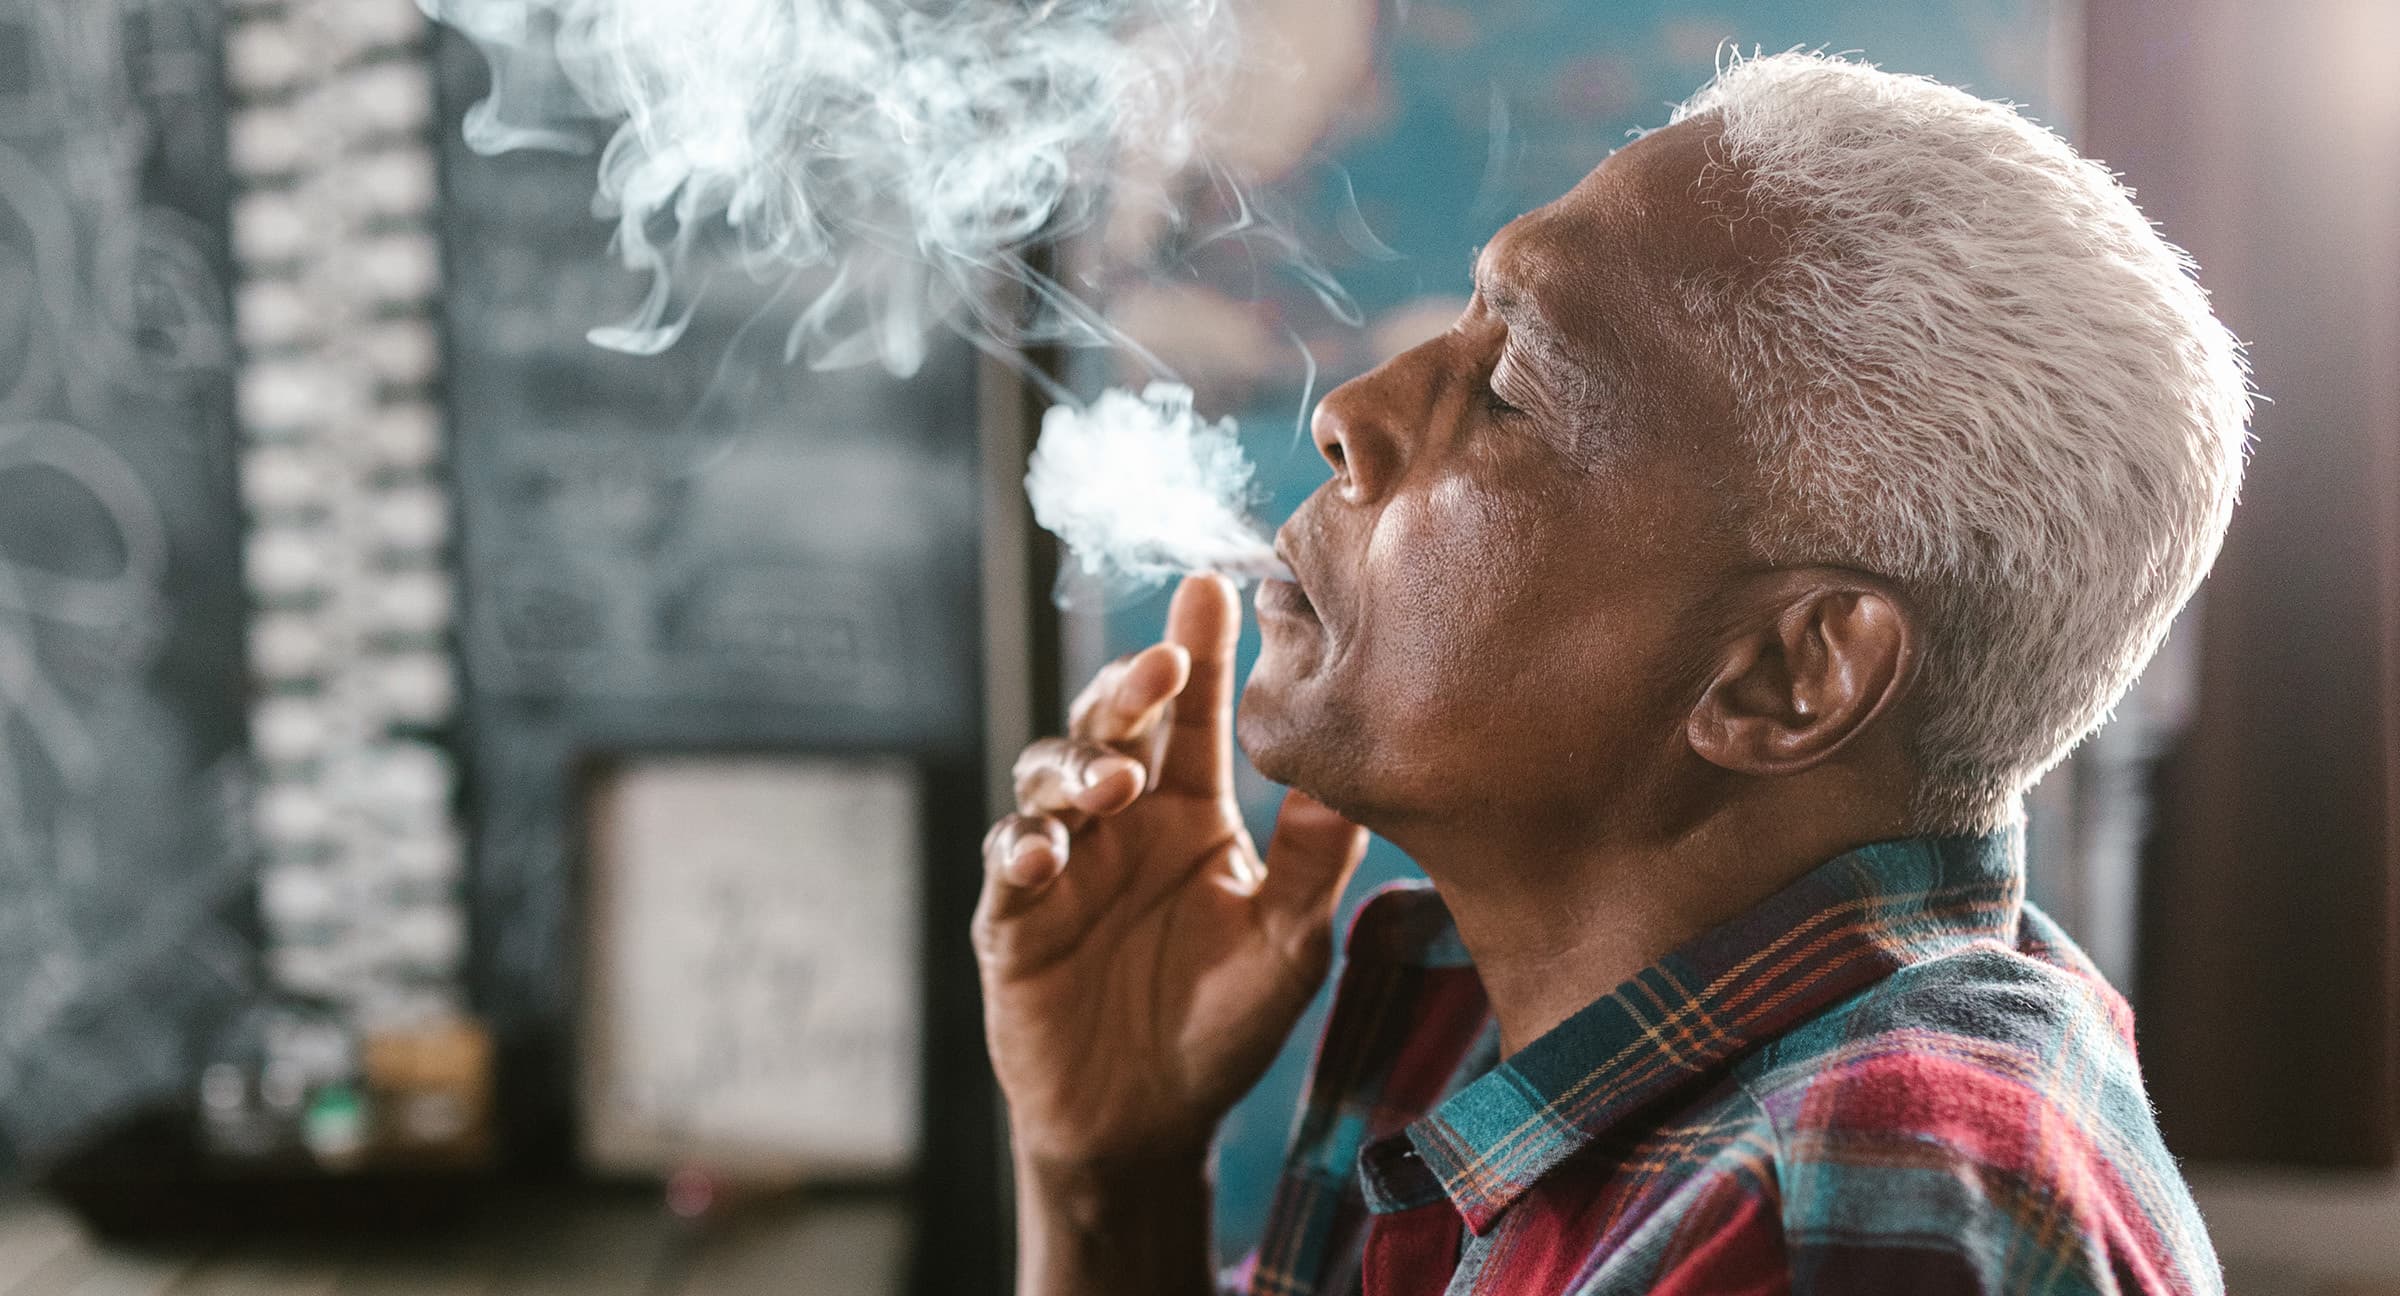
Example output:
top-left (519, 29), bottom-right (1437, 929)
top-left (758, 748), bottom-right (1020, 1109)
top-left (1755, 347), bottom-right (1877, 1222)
top-left (1092, 1), bottom-right (2065, 1262)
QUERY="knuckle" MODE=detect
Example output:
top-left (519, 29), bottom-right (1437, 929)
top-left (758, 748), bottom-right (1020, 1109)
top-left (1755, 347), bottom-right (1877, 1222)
top-left (1073, 655), bottom-right (1133, 707)
top-left (1011, 742), bottom-right (1069, 794)
top-left (1059, 741), bottom-right (1102, 785)
top-left (1010, 740), bottom-right (1055, 780)
top-left (1075, 650), bottom-right (1162, 738)
top-left (969, 908), bottom-right (1016, 971)
top-left (1067, 681), bottom-right (1106, 732)
top-left (982, 813), bottom-right (1027, 864)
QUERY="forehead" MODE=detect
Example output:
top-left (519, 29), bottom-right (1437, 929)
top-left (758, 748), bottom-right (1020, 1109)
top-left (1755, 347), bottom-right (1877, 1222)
top-left (1479, 116), bottom-right (1751, 312)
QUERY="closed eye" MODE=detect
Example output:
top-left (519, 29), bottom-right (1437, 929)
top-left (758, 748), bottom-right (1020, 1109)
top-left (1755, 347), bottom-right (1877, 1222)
top-left (1484, 370), bottom-right (1527, 418)
top-left (1484, 341), bottom-right (1532, 419)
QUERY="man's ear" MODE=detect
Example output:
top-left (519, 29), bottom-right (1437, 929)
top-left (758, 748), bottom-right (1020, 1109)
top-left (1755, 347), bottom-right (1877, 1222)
top-left (1686, 573), bottom-right (1918, 777)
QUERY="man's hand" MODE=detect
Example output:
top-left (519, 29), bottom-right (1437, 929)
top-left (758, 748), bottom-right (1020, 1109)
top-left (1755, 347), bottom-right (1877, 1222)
top-left (974, 574), bottom-right (1368, 1292)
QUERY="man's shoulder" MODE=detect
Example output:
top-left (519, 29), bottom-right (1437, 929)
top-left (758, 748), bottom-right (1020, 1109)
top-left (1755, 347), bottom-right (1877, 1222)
top-left (1736, 932), bottom-right (2147, 1151)
top-left (1724, 936), bottom-right (2221, 1295)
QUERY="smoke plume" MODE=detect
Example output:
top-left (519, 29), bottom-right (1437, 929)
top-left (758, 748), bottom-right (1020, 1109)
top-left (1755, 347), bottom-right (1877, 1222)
top-left (423, 0), bottom-right (1334, 591)
top-left (1026, 383), bottom-right (1287, 592)
top-left (420, 0), bottom-right (1232, 374)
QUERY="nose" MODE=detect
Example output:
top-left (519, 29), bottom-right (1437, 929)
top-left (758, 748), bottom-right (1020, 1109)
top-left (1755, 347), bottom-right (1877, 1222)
top-left (1309, 362), bottom-right (1409, 504)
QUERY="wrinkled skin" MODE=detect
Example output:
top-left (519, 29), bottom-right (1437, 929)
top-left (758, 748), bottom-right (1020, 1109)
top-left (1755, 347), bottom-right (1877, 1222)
top-left (1240, 120), bottom-right (1770, 845)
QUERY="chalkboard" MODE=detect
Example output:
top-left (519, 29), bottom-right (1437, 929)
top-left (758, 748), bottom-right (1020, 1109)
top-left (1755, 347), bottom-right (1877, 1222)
top-left (427, 27), bottom-right (1003, 1291)
top-left (0, 0), bottom-right (256, 1173)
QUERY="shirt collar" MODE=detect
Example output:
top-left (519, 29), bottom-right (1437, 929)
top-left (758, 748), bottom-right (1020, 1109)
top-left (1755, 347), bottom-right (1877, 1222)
top-left (1363, 830), bottom-right (2024, 1234)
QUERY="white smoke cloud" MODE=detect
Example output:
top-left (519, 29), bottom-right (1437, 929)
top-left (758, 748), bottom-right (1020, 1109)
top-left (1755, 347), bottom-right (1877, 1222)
top-left (1026, 382), bottom-right (1288, 592)
top-left (423, 0), bottom-right (1342, 591)
top-left (420, 0), bottom-right (1233, 374)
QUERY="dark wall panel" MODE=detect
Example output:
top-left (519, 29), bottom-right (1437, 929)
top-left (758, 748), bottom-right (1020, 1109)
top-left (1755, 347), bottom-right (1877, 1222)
top-left (0, 0), bottom-right (255, 1173)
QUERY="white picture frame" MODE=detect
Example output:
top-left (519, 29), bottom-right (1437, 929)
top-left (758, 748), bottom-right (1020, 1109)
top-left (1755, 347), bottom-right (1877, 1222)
top-left (578, 754), bottom-right (924, 1180)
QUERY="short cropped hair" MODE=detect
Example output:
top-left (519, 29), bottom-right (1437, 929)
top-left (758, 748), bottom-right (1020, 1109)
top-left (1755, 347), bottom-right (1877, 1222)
top-left (1671, 51), bottom-right (2250, 833)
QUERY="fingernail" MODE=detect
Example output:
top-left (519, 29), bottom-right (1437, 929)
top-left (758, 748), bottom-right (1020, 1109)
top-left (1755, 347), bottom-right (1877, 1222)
top-left (1006, 839), bottom-right (1051, 886)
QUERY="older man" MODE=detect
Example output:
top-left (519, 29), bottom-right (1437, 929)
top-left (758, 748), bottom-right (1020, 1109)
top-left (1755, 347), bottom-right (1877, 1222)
top-left (975, 52), bottom-right (2244, 1296)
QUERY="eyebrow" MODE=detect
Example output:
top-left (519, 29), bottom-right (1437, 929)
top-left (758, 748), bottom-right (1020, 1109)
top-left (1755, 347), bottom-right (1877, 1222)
top-left (1471, 247), bottom-right (1534, 327)
top-left (1472, 247), bottom-right (1576, 373)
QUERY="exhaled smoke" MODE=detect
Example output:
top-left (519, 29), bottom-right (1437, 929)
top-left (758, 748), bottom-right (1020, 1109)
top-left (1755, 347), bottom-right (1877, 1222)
top-left (424, 0), bottom-right (1328, 592)
top-left (1027, 383), bottom-right (1289, 594)
top-left (420, 0), bottom-right (1231, 374)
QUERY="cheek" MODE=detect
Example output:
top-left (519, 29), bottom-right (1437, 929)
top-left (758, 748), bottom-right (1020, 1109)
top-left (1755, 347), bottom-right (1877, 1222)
top-left (1360, 475), bottom-right (1544, 707)
top-left (1355, 470), bottom-right (1696, 751)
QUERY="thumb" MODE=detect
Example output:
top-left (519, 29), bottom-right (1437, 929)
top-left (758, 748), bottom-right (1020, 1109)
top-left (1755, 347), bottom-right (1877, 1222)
top-left (1257, 789), bottom-right (1368, 923)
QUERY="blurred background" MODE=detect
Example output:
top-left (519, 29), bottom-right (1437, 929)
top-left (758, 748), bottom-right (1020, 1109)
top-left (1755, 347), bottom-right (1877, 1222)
top-left (0, 0), bottom-right (2393, 1292)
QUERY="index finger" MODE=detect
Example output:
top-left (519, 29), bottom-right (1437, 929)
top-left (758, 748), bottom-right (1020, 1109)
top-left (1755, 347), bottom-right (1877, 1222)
top-left (1155, 573), bottom-right (1241, 797)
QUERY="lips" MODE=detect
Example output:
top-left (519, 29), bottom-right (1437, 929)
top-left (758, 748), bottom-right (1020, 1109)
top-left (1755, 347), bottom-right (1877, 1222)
top-left (1255, 574), bottom-right (1316, 622)
top-left (1255, 538), bottom-right (1319, 624)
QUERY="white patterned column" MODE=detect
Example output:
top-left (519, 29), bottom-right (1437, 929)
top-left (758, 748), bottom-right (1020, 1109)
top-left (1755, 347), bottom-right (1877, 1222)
top-left (224, 0), bottom-right (465, 1026)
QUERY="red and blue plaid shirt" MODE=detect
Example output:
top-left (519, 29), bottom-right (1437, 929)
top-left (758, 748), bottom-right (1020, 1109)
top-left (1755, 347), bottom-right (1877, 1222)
top-left (1237, 832), bottom-right (2221, 1295)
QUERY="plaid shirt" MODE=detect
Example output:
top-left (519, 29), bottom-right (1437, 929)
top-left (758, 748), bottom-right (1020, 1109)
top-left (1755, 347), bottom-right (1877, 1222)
top-left (1238, 832), bottom-right (2221, 1296)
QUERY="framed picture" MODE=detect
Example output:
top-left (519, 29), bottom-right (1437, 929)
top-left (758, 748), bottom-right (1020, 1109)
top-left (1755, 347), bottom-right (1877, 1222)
top-left (577, 753), bottom-right (925, 1181)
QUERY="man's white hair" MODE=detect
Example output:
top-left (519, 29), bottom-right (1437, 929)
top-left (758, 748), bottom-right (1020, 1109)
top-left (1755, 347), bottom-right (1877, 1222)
top-left (1671, 51), bottom-right (2250, 833)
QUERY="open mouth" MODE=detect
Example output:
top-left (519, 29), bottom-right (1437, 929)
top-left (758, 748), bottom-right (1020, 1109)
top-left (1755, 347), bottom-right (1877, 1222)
top-left (1255, 541), bottom-right (1318, 623)
top-left (1255, 575), bottom-right (1316, 622)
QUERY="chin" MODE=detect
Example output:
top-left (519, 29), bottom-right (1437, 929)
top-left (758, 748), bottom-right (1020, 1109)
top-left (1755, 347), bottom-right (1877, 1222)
top-left (1237, 670), bottom-right (1379, 821)
top-left (1235, 678), bottom-right (1305, 785)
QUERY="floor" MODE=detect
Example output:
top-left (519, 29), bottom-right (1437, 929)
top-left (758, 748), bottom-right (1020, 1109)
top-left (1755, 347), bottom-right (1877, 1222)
top-left (0, 1191), bottom-right (910, 1295)
top-left (13, 1189), bottom-right (2396, 1296)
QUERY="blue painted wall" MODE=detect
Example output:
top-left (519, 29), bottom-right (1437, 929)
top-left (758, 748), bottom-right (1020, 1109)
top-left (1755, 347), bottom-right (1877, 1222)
top-left (1093, 0), bottom-right (2064, 1262)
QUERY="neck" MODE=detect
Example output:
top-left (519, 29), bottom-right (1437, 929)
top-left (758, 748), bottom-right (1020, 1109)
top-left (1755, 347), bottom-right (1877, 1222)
top-left (1382, 783), bottom-right (1911, 1057)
